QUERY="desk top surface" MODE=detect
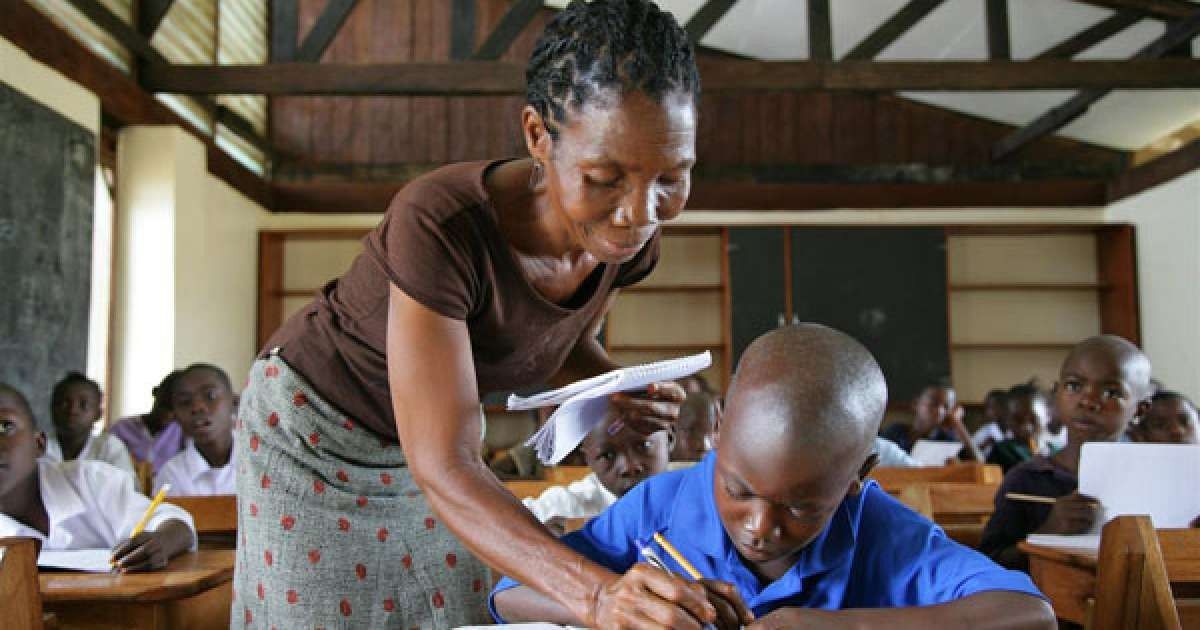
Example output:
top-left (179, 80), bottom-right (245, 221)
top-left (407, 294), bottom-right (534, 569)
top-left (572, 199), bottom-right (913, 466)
top-left (1018, 541), bottom-right (1099, 570)
top-left (39, 549), bottom-right (234, 603)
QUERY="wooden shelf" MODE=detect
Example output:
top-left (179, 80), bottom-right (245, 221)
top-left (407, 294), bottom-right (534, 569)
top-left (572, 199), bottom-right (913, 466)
top-left (948, 283), bottom-right (1107, 292)
top-left (951, 343), bottom-right (1076, 350)
top-left (622, 284), bottom-right (723, 294)
top-left (608, 343), bottom-right (723, 353)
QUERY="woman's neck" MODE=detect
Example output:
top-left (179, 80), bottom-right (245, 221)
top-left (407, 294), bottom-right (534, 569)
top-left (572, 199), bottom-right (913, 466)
top-left (490, 159), bottom-right (575, 261)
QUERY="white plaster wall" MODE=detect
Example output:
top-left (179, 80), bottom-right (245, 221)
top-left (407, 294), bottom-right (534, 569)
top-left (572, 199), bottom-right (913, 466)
top-left (1107, 172), bottom-right (1200, 400)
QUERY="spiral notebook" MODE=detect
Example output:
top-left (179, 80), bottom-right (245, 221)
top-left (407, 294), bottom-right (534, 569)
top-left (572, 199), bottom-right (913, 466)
top-left (509, 352), bottom-right (712, 464)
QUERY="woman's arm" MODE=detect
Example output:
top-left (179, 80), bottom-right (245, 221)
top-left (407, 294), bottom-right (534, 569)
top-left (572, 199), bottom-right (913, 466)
top-left (387, 286), bottom-right (710, 626)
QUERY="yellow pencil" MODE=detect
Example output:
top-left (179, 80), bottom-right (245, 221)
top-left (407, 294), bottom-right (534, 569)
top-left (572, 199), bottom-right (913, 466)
top-left (111, 484), bottom-right (171, 567)
top-left (652, 532), bottom-right (703, 581)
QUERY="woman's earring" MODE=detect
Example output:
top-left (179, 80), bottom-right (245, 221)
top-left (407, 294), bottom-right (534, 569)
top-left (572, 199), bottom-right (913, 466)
top-left (529, 160), bottom-right (545, 192)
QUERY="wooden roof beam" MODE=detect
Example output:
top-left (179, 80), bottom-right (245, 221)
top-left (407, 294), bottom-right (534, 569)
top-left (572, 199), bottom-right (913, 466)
top-left (0, 0), bottom-right (270, 207)
top-left (1069, 0), bottom-right (1200, 21)
top-left (994, 11), bottom-right (1200, 160)
top-left (473, 0), bottom-right (543, 60)
top-left (685, 0), bottom-right (739, 44)
top-left (139, 58), bottom-right (1200, 95)
top-left (842, 0), bottom-right (945, 61)
top-left (295, 0), bottom-right (359, 63)
top-left (136, 0), bottom-right (175, 38)
top-left (1035, 10), bottom-right (1144, 59)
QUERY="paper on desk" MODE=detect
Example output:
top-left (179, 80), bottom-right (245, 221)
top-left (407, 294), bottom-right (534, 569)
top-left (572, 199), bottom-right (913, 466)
top-left (37, 549), bottom-right (113, 572)
top-left (1079, 442), bottom-right (1200, 529)
top-left (1025, 534), bottom-right (1101, 552)
top-left (510, 352), bottom-right (712, 465)
top-left (910, 439), bottom-right (964, 467)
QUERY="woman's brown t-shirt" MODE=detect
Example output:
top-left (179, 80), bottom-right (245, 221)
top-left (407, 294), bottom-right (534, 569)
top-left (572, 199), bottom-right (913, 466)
top-left (265, 160), bottom-right (660, 441)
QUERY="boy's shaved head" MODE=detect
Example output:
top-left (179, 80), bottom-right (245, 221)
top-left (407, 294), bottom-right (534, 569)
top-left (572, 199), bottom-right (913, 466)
top-left (0, 383), bottom-right (35, 422)
top-left (723, 323), bottom-right (888, 468)
top-left (713, 324), bottom-right (888, 581)
top-left (1064, 335), bottom-right (1151, 398)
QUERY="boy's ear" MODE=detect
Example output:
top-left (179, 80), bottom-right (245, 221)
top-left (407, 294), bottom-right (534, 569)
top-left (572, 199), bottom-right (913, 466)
top-left (848, 453), bottom-right (880, 496)
top-left (35, 430), bottom-right (47, 456)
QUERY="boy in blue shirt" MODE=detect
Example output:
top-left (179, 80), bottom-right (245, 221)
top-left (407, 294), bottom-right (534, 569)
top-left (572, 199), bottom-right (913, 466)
top-left (493, 324), bottom-right (1053, 629)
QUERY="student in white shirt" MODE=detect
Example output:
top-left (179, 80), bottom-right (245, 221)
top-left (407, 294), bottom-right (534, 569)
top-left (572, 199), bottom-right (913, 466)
top-left (43, 372), bottom-right (135, 478)
top-left (524, 404), bottom-right (671, 530)
top-left (155, 364), bottom-right (236, 496)
top-left (0, 383), bottom-right (195, 571)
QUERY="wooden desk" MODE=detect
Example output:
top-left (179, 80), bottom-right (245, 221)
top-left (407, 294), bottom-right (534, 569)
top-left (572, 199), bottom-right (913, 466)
top-left (1020, 542), bottom-right (1099, 626)
top-left (39, 549), bottom-right (234, 630)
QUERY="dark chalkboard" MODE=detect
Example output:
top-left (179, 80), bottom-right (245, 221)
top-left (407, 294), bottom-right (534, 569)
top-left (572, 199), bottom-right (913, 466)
top-left (790, 228), bottom-right (949, 403)
top-left (0, 83), bottom-right (95, 431)
top-left (728, 228), bottom-right (787, 372)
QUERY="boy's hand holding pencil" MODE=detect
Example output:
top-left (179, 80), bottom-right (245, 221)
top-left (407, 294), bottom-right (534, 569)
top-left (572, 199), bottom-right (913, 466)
top-left (109, 484), bottom-right (194, 572)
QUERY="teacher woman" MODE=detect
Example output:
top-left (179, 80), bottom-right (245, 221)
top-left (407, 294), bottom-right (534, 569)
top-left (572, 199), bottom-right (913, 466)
top-left (234, 1), bottom-right (709, 627)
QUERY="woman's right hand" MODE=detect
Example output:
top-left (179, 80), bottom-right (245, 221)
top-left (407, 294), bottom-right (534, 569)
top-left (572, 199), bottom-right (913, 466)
top-left (1034, 492), bottom-right (1100, 535)
top-left (592, 564), bottom-right (747, 629)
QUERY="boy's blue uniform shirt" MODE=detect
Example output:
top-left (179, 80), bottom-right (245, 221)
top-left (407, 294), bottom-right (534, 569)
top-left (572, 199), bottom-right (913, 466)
top-left (491, 452), bottom-right (1042, 622)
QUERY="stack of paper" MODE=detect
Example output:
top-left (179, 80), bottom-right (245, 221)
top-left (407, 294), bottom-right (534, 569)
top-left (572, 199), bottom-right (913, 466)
top-left (911, 439), bottom-right (963, 467)
top-left (37, 549), bottom-right (114, 572)
top-left (509, 352), bottom-right (712, 465)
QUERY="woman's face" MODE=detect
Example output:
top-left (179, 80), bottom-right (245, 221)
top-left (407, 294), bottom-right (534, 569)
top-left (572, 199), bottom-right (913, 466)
top-left (527, 89), bottom-right (697, 264)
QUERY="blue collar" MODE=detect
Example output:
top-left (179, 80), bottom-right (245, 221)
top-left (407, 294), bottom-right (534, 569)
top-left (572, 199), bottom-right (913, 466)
top-left (655, 452), bottom-right (865, 609)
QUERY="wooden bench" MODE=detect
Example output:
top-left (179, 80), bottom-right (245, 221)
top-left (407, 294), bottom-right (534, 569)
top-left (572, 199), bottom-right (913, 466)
top-left (892, 482), bottom-right (999, 548)
top-left (1092, 516), bottom-right (1200, 630)
top-left (871, 463), bottom-right (1003, 493)
top-left (1, 537), bottom-right (44, 630)
top-left (1021, 516), bottom-right (1200, 628)
top-left (170, 495), bottom-right (237, 549)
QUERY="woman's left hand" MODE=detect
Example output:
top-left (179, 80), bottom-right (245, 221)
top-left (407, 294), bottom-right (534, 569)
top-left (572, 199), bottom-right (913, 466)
top-left (609, 381), bottom-right (687, 435)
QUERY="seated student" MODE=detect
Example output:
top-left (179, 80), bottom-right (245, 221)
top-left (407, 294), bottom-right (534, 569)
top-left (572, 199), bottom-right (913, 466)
top-left (0, 383), bottom-right (195, 571)
top-left (987, 383), bottom-right (1048, 473)
top-left (110, 370), bottom-right (186, 473)
top-left (671, 390), bottom-right (718, 462)
top-left (980, 335), bottom-right (1152, 571)
top-left (1128, 390), bottom-right (1198, 445)
top-left (972, 389), bottom-right (1011, 458)
top-left (880, 382), bottom-right (984, 462)
top-left (155, 364), bottom-right (235, 496)
top-left (493, 324), bottom-right (1054, 629)
top-left (524, 406), bottom-right (671, 530)
top-left (43, 372), bottom-right (135, 478)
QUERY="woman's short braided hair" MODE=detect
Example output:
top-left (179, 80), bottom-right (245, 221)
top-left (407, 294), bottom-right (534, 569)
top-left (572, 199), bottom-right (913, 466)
top-left (525, 0), bottom-right (699, 137)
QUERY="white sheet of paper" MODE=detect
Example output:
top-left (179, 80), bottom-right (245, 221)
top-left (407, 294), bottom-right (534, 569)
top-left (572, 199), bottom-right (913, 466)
top-left (1079, 442), bottom-right (1200, 529)
top-left (1024, 534), bottom-right (1101, 552)
top-left (510, 352), bottom-right (712, 464)
top-left (37, 548), bottom-right (114, 572)
top-left (910, 439), bottom-right (963, 467)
